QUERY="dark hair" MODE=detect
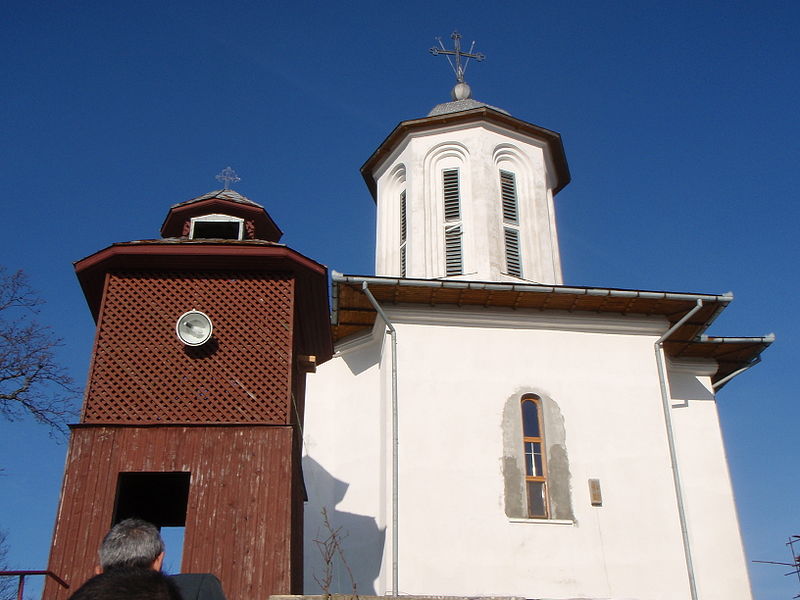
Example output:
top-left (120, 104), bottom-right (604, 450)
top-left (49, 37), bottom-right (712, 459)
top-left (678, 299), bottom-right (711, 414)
top-left (69, 568), bottom-right (182, 600)
top-left (98, 519), bottom-right (165, 570)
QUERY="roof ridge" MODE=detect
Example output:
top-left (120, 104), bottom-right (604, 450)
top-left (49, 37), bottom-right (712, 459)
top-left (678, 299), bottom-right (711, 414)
top-left (171, 188), bottom-right (264, 209)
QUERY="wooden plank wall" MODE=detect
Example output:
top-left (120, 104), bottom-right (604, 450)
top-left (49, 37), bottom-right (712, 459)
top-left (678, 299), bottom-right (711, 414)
top-left (45, 425), bottom-right (300, 600)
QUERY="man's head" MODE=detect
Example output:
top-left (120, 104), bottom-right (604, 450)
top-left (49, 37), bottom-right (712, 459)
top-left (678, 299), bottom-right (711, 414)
top-left (69, 567), bottom-right (182, 600)
top-left (98, 518), bottom-right (165, 572)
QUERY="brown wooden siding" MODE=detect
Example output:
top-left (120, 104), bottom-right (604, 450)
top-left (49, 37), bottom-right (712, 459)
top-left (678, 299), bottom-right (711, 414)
top-left (45, 426), bottom-right (301, 600)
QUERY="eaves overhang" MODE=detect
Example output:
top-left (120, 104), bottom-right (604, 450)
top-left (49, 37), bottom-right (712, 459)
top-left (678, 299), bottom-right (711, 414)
top-left (74, 239), bottom-right (333, 363)
top-left (330, 273), bottom-right (771, 386)
top-left (360, 107), bottom-right (571, 200)
top-left (671, 335), bottom-right (774, 389)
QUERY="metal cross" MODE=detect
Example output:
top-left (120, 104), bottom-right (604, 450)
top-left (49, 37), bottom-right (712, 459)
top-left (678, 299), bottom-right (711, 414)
top-left (215, 167), bottom-right (241, 190)
top-left (429, 31), bottom-right (485, 84)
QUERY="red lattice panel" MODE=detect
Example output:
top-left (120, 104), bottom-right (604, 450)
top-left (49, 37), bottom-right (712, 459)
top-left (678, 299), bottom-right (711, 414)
top-left (83, 271), bottom-right (294, 424)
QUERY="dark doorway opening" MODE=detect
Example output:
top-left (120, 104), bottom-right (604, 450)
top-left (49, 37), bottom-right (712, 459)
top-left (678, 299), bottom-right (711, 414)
top-left (113, 472), bottom-right (191, 573)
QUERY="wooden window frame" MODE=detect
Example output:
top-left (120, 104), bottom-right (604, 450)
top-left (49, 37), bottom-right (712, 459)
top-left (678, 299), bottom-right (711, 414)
top-left (521, 394), bottom-right (549, 519)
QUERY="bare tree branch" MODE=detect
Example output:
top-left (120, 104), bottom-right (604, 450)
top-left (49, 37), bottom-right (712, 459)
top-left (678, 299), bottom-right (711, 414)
top-left (313, 507), bottom-right (358, 600)
top-left (0, 267), bottom-right (79, 434)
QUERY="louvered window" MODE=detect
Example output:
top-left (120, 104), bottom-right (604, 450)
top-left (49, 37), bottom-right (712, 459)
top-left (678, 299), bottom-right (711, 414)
top-left (500, 170), bottom-right (522, 277)
top-left (442, 169), bottom-right (463, 276)
top-left (444, 224), bottom-right (463, 276)
top-left (400, 190), bottom-right (407, 277)
top-left (504, 227), bottom-right (522, 277)
top-left (443, 169), bottom-right (461, 221)
top-left (500, 170), bottom-right (518, 224)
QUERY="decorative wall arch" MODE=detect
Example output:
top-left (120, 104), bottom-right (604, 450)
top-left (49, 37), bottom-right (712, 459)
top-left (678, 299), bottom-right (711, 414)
top-left (387, 163), bottom-right (407, 188)
top-left (493, 145), bottom-right (534, 279)
top-left (502, 388), bottom-right (573, 521)
top-left (423, 143), bottom-right (471, 278)
top-left (377, 164), bottom-right (407, 276)
top-left (492, 142), bottom-right (557, 282)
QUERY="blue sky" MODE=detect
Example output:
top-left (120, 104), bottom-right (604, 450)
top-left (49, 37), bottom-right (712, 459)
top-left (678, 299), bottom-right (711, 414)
top-left (1, 1), bottom-right (798, 598)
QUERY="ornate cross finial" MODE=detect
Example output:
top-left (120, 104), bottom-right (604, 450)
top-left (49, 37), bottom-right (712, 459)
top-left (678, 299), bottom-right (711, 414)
top-left (429, 31), bottom-right (485, 85)
top-left (215, 166), bottom-right (241, 190)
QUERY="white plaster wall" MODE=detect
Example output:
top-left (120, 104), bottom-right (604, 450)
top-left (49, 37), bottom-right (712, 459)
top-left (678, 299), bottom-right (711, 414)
top-left (373, 123), bottom-right (562, 284)
top-left (668, 365), bottom-right (753, 599)
top-left (303, 309), bottom-right (752, 600)
top-left (303, 331), bottom-right (388, 595)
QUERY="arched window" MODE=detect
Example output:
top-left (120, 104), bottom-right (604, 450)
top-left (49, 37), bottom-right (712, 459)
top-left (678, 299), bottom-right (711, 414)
top-left (521, 394), bottom-right (548, 518)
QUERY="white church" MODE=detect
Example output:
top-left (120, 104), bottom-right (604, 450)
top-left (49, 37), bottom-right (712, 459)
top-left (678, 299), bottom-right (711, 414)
top-left (300, 36), bottom-right (772, 600)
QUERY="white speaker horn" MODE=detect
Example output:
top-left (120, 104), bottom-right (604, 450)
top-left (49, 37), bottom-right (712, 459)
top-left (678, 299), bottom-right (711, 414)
top-left (176, 310), bottom-right (213, 346)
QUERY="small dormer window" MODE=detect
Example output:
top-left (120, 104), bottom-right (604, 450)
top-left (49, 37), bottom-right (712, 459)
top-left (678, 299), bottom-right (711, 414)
top-left (190, 214), bottom-right (245, 240)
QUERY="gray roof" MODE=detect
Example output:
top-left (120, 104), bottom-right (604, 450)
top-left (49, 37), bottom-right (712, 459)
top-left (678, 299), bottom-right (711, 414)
top-left (171, 188), bottom-right (264, 209)
top-left (428, 97), bottom-right (511, 117)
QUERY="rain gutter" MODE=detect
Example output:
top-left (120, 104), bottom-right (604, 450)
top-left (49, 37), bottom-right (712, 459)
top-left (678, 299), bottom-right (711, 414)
top-left (654, 299), bottom-right (704, 600)
top-left (332, 272), bottom-right (733, 303)
top-left (359, 280), bottom-right (399, 597)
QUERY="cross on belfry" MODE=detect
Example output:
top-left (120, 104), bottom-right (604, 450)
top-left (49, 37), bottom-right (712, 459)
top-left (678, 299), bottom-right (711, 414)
top-left (429, 31), bottom-right (485, 84)
top-left (215, 166), bottom-right (241, 190)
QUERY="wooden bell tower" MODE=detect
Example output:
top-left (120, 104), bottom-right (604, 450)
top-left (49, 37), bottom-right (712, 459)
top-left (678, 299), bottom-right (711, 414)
top-left (45, 188), bottom-right (333, 600)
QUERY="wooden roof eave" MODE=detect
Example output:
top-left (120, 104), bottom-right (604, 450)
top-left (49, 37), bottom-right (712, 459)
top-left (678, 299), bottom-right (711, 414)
top-left (328, 274), bottom-right (771, 390)
top-left (329, 273), bottom-right (735, 343)
top-left (666, 335), bottom-right (775, 388)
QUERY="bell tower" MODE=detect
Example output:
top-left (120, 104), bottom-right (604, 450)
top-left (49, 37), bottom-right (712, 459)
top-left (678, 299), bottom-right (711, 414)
top-left (364, 33), bottom-right (570, 284)
top-left (45, 184), bottom-right (332, 600)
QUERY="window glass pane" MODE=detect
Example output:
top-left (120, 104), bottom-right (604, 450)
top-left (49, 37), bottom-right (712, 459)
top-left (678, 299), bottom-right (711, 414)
top-left (533, 447), bottom-right (543, 477)
top-left (522, 400), bottom-right (540, 437)
top-left (524, 442), bottom-right (533, 476)
top-left (527, 481), bottom-right (546, 518)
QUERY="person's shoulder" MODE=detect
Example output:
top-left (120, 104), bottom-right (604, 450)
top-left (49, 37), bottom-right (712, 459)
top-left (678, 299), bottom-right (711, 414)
top-left (169, 573), bottom-right (226, 600)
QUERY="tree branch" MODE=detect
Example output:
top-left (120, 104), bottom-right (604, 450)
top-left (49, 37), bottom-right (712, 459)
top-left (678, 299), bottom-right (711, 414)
top-left (0, 267), bottom-right (79, 434)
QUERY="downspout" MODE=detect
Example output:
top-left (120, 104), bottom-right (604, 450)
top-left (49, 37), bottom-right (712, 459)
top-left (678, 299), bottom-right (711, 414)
top-left (654, 299), bottom-right (703, 600)
top-left (361, 281), bottom-right (399, 597)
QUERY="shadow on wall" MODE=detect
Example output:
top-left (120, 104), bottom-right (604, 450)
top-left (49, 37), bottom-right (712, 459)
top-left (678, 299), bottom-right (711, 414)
top-left (669, 371), bottom-right (716, 408)
top-left (303, 456), bottom-right (386, 595)
top-left (340, 332), bottom-right (382, 376)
